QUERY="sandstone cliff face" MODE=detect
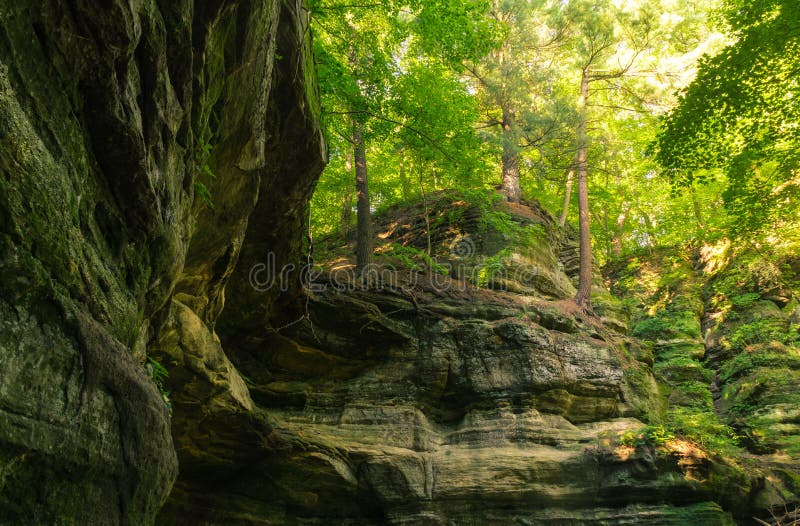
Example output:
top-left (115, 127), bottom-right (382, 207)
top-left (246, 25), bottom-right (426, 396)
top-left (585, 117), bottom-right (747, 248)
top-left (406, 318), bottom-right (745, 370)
top-left (157, 198), bottom-right (738, 525)
top-left (0, 0), bottom-right (323, 523)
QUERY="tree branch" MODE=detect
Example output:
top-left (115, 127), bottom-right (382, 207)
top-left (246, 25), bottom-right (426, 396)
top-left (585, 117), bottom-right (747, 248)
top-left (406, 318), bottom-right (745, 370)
top-left (323, 110), bottom-right (458, 161)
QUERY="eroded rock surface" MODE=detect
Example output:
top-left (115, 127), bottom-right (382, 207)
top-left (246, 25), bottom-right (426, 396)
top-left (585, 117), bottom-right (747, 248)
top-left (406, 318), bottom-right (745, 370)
top-left (172, 201), bottom-right (739, 525)
top-left (0, 0), bottom-right (323, 523)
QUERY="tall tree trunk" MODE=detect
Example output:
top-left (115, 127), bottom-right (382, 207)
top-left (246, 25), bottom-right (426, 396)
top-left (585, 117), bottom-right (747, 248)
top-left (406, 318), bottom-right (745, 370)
top-left (575, 72), bottom-right (593, 311)
top-left (353, 121), bottom-right (371, 271)
top-left (558, 154), bottom-right (577, 227)
top-left (341, 151), bottom-right (353, 236)
top-left (416, 164), bottom-right (433, 257)
top-left (501, 106), bottom-right (521, 203)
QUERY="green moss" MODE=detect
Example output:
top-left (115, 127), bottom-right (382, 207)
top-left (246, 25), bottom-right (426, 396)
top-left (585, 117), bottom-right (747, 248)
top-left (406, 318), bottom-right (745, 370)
top-left (622, 361), bottom-right (663, 422)
top-left (0, 448), bottom-right (120, 525)
top-left (740, 408), bottom-right (800, 456)
top-left (632, 311), bottom-right (701, 340)
top-left (668, 381), bottom-right (714, 409)
top-left (776, 468), bottom-right (800, 496)
top-left (632, 316), bottom-right (671, 339)
top-left (727, 317), bottom-right (796, 350)
top-left (607, 245), bottom-right (800, 514)
top-left (654, 339), bottom-right (706, 360)
top-left (718, 345), bottom-right (800, 384)
top-left (715, 365), bottom-right (800, 456)
top-left (668, 294), bottom-right (704, 318)
top-left (654, 355), bottom-right (713, 384)
top-left (706, 461), bottom-right (753, 518)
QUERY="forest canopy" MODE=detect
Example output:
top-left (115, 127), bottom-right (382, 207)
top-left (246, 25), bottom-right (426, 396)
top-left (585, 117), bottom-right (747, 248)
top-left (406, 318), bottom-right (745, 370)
top-left (657, 0), bottom-right (800, 235)
top-left (308, 0), bottom-right (799, 292)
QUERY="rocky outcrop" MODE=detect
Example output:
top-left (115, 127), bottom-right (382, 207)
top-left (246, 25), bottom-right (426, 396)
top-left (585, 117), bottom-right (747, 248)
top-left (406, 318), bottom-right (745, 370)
top-left (160, 199), bottom-right (740, 525)
top-left (607, 245), bottom-right (800, 523)
top-left (245, 284), bottom-right (731, 525)
top-left (0, 0), bottom-right (324, 523)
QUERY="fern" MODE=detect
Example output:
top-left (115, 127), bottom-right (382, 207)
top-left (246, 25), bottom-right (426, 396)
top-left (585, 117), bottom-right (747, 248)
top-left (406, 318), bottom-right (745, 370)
top-left (387, 243), bottom-right (449, 275)
top-left (194, 137), bottom-right (217, 208)
top-left (194, 181), bottom-right (215, 209)
top-left (146, 357), bottom-right (172, 411)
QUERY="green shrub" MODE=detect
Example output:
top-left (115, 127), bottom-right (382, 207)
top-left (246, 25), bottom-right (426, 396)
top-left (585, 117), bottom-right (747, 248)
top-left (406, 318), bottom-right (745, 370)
top-left (632, 308), bottom-right (701, 340)
top-left (621, 425), bottom-right (675, 448)
top-left (669, 408), bottom-right (740, 453)
top-left (387, 243), bottom-right (449, 275)
top-left (474, 250), bottom-right (508, 287)
top-left (731, 292), bottom-right (760, 309)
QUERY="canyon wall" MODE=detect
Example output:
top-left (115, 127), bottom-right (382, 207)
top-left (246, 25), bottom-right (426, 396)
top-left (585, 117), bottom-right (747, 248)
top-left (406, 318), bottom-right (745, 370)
top-left (0, 1), bottom-right (324, 523)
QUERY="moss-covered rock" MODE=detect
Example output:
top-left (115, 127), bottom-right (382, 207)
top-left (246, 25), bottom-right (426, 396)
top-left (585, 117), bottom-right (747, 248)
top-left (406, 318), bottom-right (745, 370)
top-left (0, 0), bottom-right (324, 523)
top-left (607, 245), bottom-right (800, 521)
